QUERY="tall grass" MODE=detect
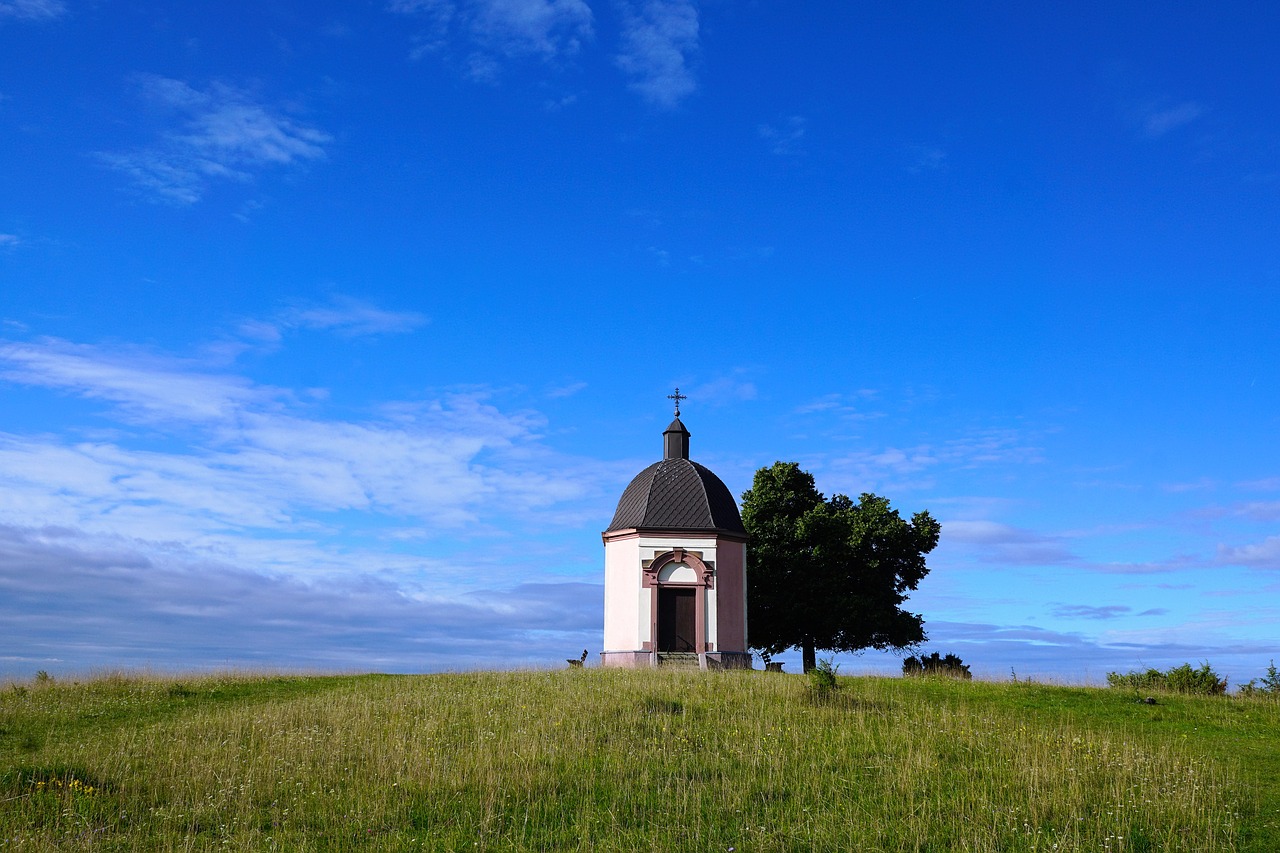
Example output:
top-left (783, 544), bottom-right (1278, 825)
top-left (1, 668), bottom-right (1271, 851)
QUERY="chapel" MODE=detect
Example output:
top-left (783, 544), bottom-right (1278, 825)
top-left (600, 392), bottom-right (751, 669)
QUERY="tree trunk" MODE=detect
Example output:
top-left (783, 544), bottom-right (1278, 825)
top-left (802, 638), bottom-right (816, 674)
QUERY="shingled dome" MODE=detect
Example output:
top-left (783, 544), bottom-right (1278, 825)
top-left (606, 417), bottom-right (746, 534)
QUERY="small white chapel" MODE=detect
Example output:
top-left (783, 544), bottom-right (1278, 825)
top-left (600, 391), bottom-right (751, 669)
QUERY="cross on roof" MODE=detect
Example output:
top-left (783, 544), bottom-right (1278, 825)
top-left (667, 387), bottom-right (687, 416)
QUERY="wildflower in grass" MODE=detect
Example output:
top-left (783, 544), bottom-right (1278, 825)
top-left (30, 776), bottom-right (97, 796)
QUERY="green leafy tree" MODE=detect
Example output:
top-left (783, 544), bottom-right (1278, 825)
top-left (742, 461), bottom-right (941, 673)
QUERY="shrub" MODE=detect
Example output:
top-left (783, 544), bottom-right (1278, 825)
top-left (1238, 660), bottom-right (1280, 698)
top-left (808, 657), bottom-right (839, 694)
top-left (1107, 662), bottom-right (1227, 696)
top-left (903, 652), bottom-right (972, 680)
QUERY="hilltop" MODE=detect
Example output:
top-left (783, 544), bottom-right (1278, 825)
top-left (2, 669), bottom-right (1278, 850)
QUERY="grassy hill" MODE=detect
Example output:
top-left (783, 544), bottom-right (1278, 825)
top-left (2, 668), bottom-right (1277, 851)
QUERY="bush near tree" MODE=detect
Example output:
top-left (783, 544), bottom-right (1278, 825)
top-left (903, 652), bottom-right (972, 679)
top-left (807, 657), bottom-right (840, 695)
top-left (1237, 660), bottom-right (1280, 698)
top-left (1106, 662), bottom-right (1227, 696)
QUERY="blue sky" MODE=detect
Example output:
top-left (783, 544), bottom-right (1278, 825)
top-left (2, 1), bottom-right (1278, 685)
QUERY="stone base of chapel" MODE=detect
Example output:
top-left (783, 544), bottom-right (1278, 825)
top-left (599, 651), bottom-right (652, 668)
top-left (599, 650), bottom-right (755, 670)
top-left (704, 651), bottom-right (753, 670)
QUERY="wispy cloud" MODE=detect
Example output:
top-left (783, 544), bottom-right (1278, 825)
top-left (101, 75), bottom-right (330, 205)
top-left (235, 297), bottom-right (427, 348)
top-left (942, 520), bottom-right (1213, 575)
top-left (0, 524), bottom-right (602, 675)
top-left (469, 0), bottom-right (593, 57)
top-left (615, 0), bottom-right (699, 109)
top-left (0, 0), bottom-right (65, 21)
top-left (1162, 477), bottom-right (1216, 493)
top-left (1142, 101), bottom-right (1204, 138)
top-left (1231, 501), bottom-right (1280, 522)
top-left (390, 0), bottom-right (593, 78)
top-left (0, 338), bottom-right (270, 424)
top-left (907, 144), bottom-right (946, 174)
top-left (546, 380), bottom-right (587, 398)
top-left (0, 234), bottom-right (19, 248)
top-left (0, 335), bottom-right (615, 544)
top-left (794, 390), bottom-right (880, 418)
top-left (1217, 535), bottom-right (1280, 568)
top-left (906, 618), bottom-right (1274, 685)
top-left (759, 116), bottom-right (806, 156)
top-left (944, 520), bottom-right (1076, 566)
top-left (683, 374), bottom-right (757, 408)
top-left (281, 296), bottom-right (428, 338)
top-left (0, 327), bottom-right (633, 676)
top-left (824, 428), bottom-right (1042, 494)
top-left (1050, 604), bottom-right (1168, 621)
top-left (391, 0), bottom-right (698, 105)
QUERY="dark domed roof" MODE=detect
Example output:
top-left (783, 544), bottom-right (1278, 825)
top-left (606, 438), bottom-right (745, 535)
top-left (607, 458), bottom-right (745, 533)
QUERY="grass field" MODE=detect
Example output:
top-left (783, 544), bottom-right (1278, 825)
top-left (2, 668), bottom-right (1277, 851)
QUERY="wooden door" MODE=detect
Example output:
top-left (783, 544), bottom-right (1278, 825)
top-left (657, 587), bottom-right (696, 652)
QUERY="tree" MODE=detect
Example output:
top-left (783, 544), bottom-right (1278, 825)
top-left (741, 461), bottom-right (941, 673)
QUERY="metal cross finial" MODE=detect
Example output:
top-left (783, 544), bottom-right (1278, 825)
top-left (667, 387), bottom-right (687, 416)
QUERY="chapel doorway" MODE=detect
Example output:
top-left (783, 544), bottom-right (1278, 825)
top-left (657, 587), bottom-right (696, 652)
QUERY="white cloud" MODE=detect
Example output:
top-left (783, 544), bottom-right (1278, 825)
top-left (615, 0), bottom-right (699, 109)
top-left (1232, 500), bottom-right (1280, 522)
top-left (1238, 477), bottom-right (1280, 492)
top-left (794, 389), bottom-right (880, 418)
top-left (759, 116), bottom-right (806, 156)
top-left (1142, 101), bottom-right (1204, 137)
top-left (280, 296), bottom-right (429, 337)
top-left (1217, 535), bottom-right (1280, 568)
top-left (0, 338), bottom-right (269, 423)
top-left (0, 336), bottom-right (617, 550)
top-left (823, 429), bottom-right (1039, 495)
top-left (684, 374), bottom-right (757, 407)
top-left (942, 520), bottom-right (1076, 566)
top-left (101, 76), bottom-right (330, 205)
top-left (391, 0), bottom-right (699, 106)
top-left (471, 0), bottom-right (593, 57)
top-left (546, 380), bottom-right (587, 398)
top-left (0, 234), bottom-right (19, 248)
top-left (0, 0), bottom-right (64, 21)
top-left (388, 0), bottom-right (450, 12)
top-left (0, 524), bottom-right (602, 676)
top-left (907, 144), bottom-right (946, 173)
top-left (231, 297), bottom-right (427, 350)
top-left (941, 520), bottom-right (1211, 575)
top-left (902, 618), bottom-right (1276, 686)
top-left (0, 327), bottom-right (629, 676)
top-left (391, 0), bottom-right (593, 71)
top-left (944, 519), bottom-right (1041, 545)
top-left (1048, 603), bottom-right (1168, 621)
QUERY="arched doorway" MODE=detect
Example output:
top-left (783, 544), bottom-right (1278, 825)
top-left (644, 548), bottom-right (712, 664)
top-left (657, 586), bottom-right (696, 652)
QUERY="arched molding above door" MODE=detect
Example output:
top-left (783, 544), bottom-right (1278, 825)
top-left (642, 548), bottom-right (715, 589)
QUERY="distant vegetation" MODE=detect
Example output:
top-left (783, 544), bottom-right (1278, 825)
top-left (901, 651), bottom-right (972, 680)
top-left (1237, 661), bottom-right (1280, 699)
top-left (1106, 662), bottom-right (1229, 696)
top-left (3, 668), bottom-right (1279, 850)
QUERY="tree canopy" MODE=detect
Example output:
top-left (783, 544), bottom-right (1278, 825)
top-left (741, 461), bottom-right (941, 672)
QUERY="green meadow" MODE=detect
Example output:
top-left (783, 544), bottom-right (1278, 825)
top-left (2, 669), bottom-right (1277, 851)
